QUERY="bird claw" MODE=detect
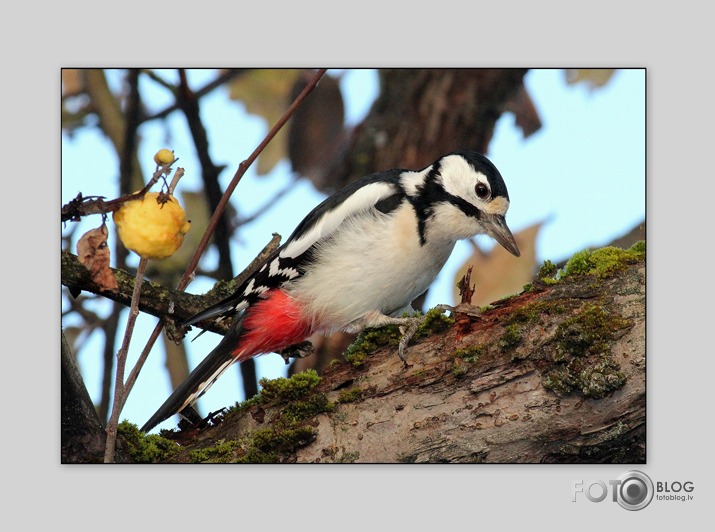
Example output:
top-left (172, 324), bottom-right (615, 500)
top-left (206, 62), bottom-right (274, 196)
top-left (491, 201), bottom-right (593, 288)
top-left (177, 406), bottom-right (226, 432)
top-left (279, 341), bottom-right (315, 365)
top-left (397, 317), bottom-right (423, 367)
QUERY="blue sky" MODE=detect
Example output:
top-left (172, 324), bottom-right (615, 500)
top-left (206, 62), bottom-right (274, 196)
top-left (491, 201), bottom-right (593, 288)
top-left (61, 68), bottom-right (645, 432)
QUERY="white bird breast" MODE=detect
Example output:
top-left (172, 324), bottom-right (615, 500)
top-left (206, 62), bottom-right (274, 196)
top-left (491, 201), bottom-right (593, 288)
top-left (285, 202), bottom-right (456, 332)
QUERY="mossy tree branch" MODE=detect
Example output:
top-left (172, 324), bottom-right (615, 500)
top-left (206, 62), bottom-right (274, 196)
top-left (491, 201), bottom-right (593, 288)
top-left (61, 231), bottom-right (281, 337)
top-left (139, 249), bottom-right (645, 464)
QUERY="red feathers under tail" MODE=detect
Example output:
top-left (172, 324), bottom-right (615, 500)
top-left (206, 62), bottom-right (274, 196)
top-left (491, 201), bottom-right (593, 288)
top-left (234, 289), bottom-right (314, 361)
top-left (141, 290), bottom-right (313, 432)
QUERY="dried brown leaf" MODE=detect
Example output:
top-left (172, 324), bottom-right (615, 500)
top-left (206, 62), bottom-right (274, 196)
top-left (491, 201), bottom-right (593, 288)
top-left (76, 224), bottom-right (118, 292)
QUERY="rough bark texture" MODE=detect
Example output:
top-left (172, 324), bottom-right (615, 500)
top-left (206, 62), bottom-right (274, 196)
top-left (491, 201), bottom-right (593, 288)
top-left (160, 259), bottom-right (645, 464)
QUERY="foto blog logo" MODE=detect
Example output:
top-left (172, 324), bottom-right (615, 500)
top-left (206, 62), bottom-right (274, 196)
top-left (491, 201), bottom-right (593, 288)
top-left (572, 470), bottom-right (654, 511)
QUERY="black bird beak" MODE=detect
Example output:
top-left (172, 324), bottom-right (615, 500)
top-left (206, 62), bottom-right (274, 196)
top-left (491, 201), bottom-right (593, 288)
top-left (486, 214), bottom-right (521, 257)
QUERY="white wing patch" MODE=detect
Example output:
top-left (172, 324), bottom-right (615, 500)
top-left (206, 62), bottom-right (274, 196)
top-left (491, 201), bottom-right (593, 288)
top-left (268, 257), bottom-right (299, 280)
top-left (231, 300), bottom-right (249, 314)
top-left (243, 278), bottom-right (268, 298)
top-left (280, 181), bottom-right (399, 259)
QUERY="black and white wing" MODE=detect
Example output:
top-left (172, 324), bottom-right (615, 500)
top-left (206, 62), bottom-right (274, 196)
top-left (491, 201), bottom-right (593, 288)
top-left (182, 169), bottom-right (407, 328)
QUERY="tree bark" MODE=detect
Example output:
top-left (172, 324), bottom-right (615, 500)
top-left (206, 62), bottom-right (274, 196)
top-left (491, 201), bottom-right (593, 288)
top-left (161, 258), bottom-right (645, 464)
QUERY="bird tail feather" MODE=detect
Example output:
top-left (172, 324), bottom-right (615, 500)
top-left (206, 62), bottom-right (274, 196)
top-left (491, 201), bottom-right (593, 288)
top-left (140, 315), bottom-right (246, 433)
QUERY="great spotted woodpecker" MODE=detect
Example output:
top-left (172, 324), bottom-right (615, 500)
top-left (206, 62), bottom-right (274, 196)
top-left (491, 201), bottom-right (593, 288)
top-left (140, 149), bottom-right (520, 432)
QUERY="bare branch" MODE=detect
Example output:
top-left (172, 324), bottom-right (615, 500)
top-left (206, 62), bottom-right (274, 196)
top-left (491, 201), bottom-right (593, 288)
top-left (104, 257), bottom-right (148, 463)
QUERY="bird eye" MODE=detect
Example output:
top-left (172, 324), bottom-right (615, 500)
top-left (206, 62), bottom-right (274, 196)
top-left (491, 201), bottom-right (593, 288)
top-left (475, 183), bottom-right (490, 199)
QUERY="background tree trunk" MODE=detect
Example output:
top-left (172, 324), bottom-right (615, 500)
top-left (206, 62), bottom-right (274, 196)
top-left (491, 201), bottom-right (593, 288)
top-left (62, 332), bottom-right (132, 463)
top-left (319, 68), bottom-right (530, 193)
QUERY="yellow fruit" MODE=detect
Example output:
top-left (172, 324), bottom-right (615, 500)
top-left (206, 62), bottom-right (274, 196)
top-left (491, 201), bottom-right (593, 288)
top-left (113, 192), bottom-right (191, 260)
top-left (154, 149), bottom-right (175, 166)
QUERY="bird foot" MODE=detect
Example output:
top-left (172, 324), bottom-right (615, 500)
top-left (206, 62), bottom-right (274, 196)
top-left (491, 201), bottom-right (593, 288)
top-left (396, 316), bottom-right (424, 367)
top-left (279, 341), bottom-right (315, 365)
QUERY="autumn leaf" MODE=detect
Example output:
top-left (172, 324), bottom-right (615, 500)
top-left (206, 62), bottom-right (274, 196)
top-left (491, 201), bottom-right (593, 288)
top-left (226, 69), bottom-right (303, 175)
top-left (452, 221), bottom-right (544, 307)
top-left (564, 69), bottom-right (617, 90)
top-left (76, 223), bottom-right (118, 292)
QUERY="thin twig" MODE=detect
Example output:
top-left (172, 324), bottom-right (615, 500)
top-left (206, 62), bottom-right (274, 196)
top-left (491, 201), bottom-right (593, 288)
top-left (121, 320), bottom-right (165, 412)
top-left (144, 69), bottom-right (248, 122)
top-left (168, 168), bottom-right (185, 195)
top-left (104, 257), bottom-right (148, 463)
top-left (61, 161), bottom-right (176, 222)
